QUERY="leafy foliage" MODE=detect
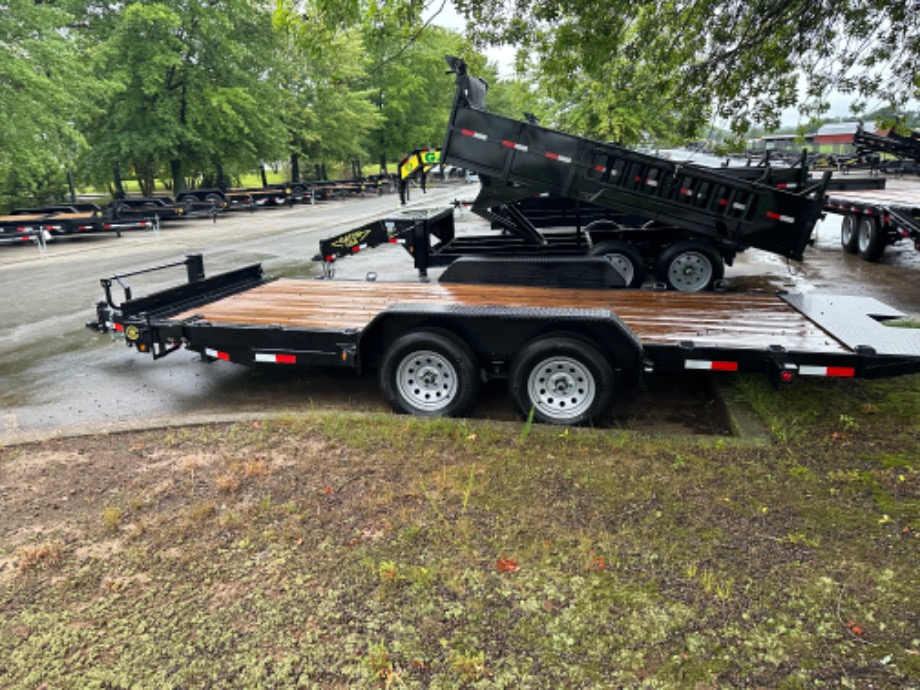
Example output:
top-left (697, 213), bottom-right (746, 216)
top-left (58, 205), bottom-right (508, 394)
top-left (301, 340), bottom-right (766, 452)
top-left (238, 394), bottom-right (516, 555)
top-left (455, 0), bottom-right (920, 141)
top-left (273, 3), bottom-right (383, 178)
top-left (0, 0), bottom-right (94, 209)
top-left (82, 0), bottom-right (284, 193)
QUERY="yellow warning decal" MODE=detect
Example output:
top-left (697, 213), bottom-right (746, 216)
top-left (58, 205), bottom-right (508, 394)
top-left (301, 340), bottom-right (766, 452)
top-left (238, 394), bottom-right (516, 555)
top-left (331, 229), bottom-right (372, 249)
top-left (125, 325), bottom-right (140, 341)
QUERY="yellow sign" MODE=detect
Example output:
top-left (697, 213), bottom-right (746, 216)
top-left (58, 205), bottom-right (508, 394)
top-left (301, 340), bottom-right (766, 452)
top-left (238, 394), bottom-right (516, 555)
top-left (125, 325), bottom-right (140, 341)
top-left (399, 149), bottom-right (441, 179)
top-left (331, 229), bottom-right (371, 249)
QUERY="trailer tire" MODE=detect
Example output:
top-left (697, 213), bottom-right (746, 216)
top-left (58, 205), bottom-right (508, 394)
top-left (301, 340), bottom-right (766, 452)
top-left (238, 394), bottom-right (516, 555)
top-left (380, 331), bottom-right (480, 418)
top-left (588, 240), bottom-right (645, 288)
top-left (655, 240), bottom-right (724, 292)
top-left (840, 214), bottom-right (859, 254)
top-left (510, 336), bottom-right (614, 426)
top-left (857, 216), bottom-right (886, 262)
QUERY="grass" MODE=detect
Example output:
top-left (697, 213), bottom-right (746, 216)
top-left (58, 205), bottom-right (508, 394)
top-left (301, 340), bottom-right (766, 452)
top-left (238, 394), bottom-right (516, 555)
top-left (0, 374), bottom-right (918, 687)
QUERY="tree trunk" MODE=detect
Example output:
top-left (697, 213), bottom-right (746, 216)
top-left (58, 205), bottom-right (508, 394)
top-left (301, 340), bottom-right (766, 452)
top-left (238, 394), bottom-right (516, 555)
top-left (290, 153), bottom-right (300, 183)
top-left (259, 165), bottom-right (268, 188)
top-left (113, 167), bottom-right (125, 199)
top-left (171, 159), bottom-right (186, 193)
top-left (378, 153), bottom-right (387, 174)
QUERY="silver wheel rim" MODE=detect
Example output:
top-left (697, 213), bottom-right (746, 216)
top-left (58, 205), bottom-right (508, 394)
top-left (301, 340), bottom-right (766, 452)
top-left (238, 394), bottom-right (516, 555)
top-left (527, 356), bottom-right (596, 421)
top-left (667, 251), bottom-right (713, 292)
top-left (858, 220), bottom-right (872, 252)
top-left (841, 216), bottom-right (855, 245)
top-left (603, 254), bottom-right (635, 284)
top-left (396, 350), bottom-right (458, 412)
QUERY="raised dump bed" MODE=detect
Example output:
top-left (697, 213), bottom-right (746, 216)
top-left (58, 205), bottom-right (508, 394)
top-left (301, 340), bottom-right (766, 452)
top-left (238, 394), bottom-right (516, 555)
top-left (441, 56), bottom-right (829, 263)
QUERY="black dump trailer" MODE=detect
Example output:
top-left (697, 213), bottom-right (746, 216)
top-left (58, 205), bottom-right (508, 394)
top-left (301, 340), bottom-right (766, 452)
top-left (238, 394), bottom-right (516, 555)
top-left (853, 123), bottom-right (920, 169)
top-left (88, 254), bottom-right (920, 426)
top-left (318, 57), bottom-right (829, 291)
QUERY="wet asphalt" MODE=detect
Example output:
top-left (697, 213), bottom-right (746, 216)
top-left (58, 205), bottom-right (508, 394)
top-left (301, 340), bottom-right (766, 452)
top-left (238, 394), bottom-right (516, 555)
top-left (2, 178), bottom-right (919, 444)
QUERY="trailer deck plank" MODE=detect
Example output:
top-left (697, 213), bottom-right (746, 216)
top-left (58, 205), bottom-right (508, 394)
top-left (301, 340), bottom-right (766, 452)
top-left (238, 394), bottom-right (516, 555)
top-left (172, 279), bottom-right (850, 354)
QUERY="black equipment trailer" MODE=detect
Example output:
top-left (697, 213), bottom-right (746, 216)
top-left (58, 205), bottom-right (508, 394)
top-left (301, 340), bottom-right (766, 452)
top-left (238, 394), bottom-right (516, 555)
top-left (318, 57), bottom-right (830, 292)
top-left (88, 254), bottom-right (920, 426)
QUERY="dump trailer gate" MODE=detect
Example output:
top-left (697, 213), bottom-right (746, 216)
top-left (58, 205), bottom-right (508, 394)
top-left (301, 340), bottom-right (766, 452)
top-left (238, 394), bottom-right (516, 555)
top-left (441, 56), bottom-right (828, 262)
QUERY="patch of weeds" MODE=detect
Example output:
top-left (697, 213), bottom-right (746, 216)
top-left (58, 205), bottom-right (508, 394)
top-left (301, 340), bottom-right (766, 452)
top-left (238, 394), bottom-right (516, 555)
top-left (17, 542), bottom-right (63, 573)
top-left (363, 640), bottom-right (400, 684)
top-left (102, 506), bottom-right (124, 532)
top-left (215, 472), bottom-right (240, 493)
top-left (449, 647), bottom-right (486, 683)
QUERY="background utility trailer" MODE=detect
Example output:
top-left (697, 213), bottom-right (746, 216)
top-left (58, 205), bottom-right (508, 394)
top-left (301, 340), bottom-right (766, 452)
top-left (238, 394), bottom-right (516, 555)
top-left (87, 254), bottom-right (920, 426)
top-left (827, 185), bottom-right (920, 261)
top-left (319, 58), bottom-right (829, 292)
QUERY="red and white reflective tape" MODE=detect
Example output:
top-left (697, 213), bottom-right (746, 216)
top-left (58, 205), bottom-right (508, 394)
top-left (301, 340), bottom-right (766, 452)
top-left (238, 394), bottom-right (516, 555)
top-left (545, 151), bottom-right (573, 164)
top-left (685, 360), bottom-right (739, 372)
top-left (254, 353), bottom-right (297, 365)
top-left (460, 128), bottom-right (488, 141)
top-left (205, 348), bottom-right (231, 361)
top-left (501, 140), bottom-right (529, 152)
top-left (680, 187), bottom-right (693, 196)
top-left (646, 179), bottom-right (659, 187)
top-left (388, 237), bottom-right (407, 244)
top-left (799, 365), bottom-right (855, 377)
top-left (766, 211), bottom-right (795, 224)
top-left (776, 183), bottom-right (798, 190)
top-left (594, 165), bottom-right (606, 173)
top-left (113, 322), bottom-right (124, 332)
top-left (733, 203), bottom-right (746, 212)
top-left (351, 244), bottom-right (368, 254)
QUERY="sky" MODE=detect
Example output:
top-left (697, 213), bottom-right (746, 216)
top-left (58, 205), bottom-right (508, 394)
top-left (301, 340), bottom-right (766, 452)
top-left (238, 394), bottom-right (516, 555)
top-left (425, 1), bottom-right (890, 130)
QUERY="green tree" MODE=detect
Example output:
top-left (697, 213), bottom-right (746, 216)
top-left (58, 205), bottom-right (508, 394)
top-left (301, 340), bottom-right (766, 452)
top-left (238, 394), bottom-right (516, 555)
top-left (272, 3), bottom-right (383, 181)
top-left (0, 0), bottom-right (95, 211)
top-left (83, 0), bottom-right (284, 195)
top-left (452, 0), bottom-right (920, 143)
top-left (360, 23), bottom-right (470, 171)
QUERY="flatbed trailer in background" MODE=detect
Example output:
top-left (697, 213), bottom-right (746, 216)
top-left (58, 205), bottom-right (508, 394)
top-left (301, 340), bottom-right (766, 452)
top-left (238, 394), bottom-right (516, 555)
top-left (7, 205), bottom-right (154, 240)
top-left (88, 254), bottom-right (920, 426)
top-left (0, 213), bottom-right (43, 244)
top-left (825, 184), bottom-right (920, 261)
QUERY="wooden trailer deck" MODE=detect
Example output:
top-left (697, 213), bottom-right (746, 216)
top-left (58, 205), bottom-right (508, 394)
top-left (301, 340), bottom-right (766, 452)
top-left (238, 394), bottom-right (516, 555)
top-left (174, 279), bottom-right (850, 354)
